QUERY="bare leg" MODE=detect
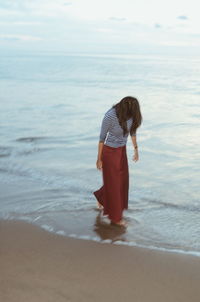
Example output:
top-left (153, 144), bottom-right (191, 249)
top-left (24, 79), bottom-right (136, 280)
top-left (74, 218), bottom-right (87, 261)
top-left (97, 201), bottom-right (103, 210)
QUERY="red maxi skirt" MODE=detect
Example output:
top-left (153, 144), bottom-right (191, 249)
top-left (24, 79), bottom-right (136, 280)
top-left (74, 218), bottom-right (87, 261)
top-left (93, 144), bottom-right (129, 223)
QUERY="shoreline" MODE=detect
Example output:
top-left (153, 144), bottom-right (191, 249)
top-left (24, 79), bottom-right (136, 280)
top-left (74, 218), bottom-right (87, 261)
top-left (1, 218), bottom-right (200, 302)
top-left (2, 217), bottom-right (200, 259)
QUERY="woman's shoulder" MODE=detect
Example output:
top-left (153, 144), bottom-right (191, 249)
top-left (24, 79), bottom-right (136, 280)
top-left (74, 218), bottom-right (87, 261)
top-left (105, 107), bottom-right (116, 117)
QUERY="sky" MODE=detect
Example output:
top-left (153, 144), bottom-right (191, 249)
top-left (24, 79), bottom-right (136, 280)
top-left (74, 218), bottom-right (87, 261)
top-left (0, 0), bottom-right (200, 54)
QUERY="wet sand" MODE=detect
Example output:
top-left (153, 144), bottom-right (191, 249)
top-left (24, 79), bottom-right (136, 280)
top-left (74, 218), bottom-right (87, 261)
top-left (0, 219), bottom-right (200, 302)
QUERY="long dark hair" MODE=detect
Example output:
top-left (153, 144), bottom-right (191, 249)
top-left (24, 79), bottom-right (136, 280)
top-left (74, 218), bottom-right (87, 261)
top-left (112, 96), bottom-right (142, 136)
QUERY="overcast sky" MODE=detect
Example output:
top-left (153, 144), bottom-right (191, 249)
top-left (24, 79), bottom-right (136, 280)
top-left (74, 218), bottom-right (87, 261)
top-left (0, 0), bottom-right (199, 54)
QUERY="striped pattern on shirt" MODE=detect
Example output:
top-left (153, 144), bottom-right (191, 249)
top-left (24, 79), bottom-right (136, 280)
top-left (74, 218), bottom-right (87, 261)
top-left (99, 107), bottom-right (136, 148)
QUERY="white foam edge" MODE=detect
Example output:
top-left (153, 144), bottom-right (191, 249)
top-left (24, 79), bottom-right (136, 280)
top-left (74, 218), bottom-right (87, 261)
top-left (2, 217), bottom-right (200, 258)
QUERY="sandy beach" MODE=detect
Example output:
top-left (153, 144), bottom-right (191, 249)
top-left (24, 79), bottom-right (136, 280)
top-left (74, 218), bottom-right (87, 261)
top-left (0, 219), bottom-right (200, 302)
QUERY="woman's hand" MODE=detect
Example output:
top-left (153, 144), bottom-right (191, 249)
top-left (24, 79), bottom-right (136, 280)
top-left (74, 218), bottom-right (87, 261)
top-left (96, 159), bottom-right (103, 170)
top-left (132, 150), bottom-right (139, 162)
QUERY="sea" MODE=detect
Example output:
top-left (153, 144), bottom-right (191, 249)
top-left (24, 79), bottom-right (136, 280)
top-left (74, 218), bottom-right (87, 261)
top-left (0, 51), bottom-right (200, 257)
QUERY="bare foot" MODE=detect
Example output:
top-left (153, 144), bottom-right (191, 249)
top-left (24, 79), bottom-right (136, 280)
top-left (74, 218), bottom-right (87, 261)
top-left (110, 219), bottom-right (127, 227)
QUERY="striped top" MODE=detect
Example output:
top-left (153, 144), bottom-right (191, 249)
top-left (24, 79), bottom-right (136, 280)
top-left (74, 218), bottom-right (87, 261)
top-left (99, 107), bottom-right (136, 148)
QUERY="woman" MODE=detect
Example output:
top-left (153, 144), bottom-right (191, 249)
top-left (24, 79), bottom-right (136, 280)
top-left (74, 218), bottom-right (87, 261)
top-left (93, 96), bottom-right (142, 227)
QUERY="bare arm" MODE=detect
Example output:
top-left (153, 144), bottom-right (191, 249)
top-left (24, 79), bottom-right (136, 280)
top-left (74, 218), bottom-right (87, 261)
top-left (131, 135), bottom-right (137, 149)
top-left (97, 141), bottom-right (104, 160)
top-left (131, 135), bottom-right (139, 162)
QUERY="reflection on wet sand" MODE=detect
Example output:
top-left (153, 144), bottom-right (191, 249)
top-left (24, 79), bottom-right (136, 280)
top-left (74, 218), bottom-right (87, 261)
top-left (93, 212), bottom-right (127, 242)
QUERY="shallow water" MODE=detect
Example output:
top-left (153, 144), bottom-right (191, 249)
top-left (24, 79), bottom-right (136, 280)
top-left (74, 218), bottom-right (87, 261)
top-left (0, 51), bottom-right (200, 256)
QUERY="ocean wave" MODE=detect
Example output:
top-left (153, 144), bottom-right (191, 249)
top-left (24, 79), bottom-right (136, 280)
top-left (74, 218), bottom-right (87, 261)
top-left (0, 146), bottom-right (13, 158)
top-left (145, 197), bottom-right (200, 213)
top-left (16, 136), bottom-right (49, 143)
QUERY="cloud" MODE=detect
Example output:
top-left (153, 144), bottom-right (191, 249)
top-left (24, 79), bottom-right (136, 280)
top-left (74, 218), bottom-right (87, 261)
top-left (161, 39), bottom-right (200, 47)
top-left (63, 2), bottom-right (72, 6)
top-left (0, 34), bottom-right (42, 41)
top-left (0, 0), bottom-right (199, 54)
top-left (0, 0), bottom-right (27, 11)
top-left (0, 0), bottom-right (73, 17)
top-left (177, 15), bottom-right (188, 20)
top-left (109, 16), bottom-right (127, 22)
top-left (0, 21), bottom-right (42, 26)
top-left (96, 28), bottom-right (115, 33)
top-left (154, 23), bottom-right (161, 28)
